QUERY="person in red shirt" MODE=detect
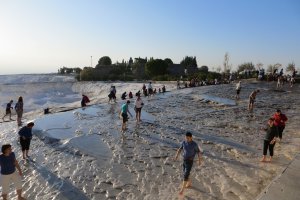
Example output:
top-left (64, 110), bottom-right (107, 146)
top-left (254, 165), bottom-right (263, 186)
top-left (81, 95), bottom-right (90, 107)
top-left (273, 109), bottom-right (288, 141)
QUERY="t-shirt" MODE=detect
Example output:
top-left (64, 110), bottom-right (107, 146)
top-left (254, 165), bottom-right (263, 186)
top-left (6, 103), bottom-right (12, 111)
top-left (264, 125), bottom-right (279, 141)
top-left (273, 113), bottom-right (288, 127)
top-left (0, 152), bottom-right (16, 175)
top-left (121, 103), bottom-right (128, 114)
top-left (135, 98), bottom-right (143, 109)
top-left (180, 141), bottom-right (200, 160)
top-left (18, 126), bottom-right (33, 139)
top-left (236, 83), bottom-right (241, 90)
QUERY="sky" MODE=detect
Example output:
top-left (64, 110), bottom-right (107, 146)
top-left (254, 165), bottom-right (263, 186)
top-left (0, 0), bottom-right (299, 75)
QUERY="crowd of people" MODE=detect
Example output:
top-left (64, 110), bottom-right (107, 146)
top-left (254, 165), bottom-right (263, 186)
top-left (0, 77), bottom-right (294, 198)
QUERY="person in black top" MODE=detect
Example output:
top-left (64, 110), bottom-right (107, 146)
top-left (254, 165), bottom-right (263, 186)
top-left (260, 118), bottom-right (279, 162)
top-left (18, 122), bottom-right (35, 160)
top-left (121, 92), bottom-right (127, 100)
top-left (2, 100), bottom-right (13, 121)
top-left (81, 95), bottom-right (90, 107)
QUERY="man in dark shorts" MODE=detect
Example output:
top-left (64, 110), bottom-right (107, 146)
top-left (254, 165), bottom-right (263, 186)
top-left (174, 132), bottom-right (202, 195)
top-left (273, 109), bottom-right (288, 141)
top-left (248, 89), bottom-right (260, 112)
top-left (2, 100), bottom-right (13, 121)
top-left (18, 122), bottom-right (34, 160)
top-left (120, 100), bottom-right (132, 132)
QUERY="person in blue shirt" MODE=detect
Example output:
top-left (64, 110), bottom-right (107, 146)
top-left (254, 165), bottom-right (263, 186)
top-left (119, 100), bottom-right (132, 132)
top-left (2, 100), bottom-right (13, 121)
top-left (174, 132), bottom-right (202, 195)
top-left (0, 144), bottom-right (25, 200)
top-left (18, 122), bottom-right (34, 160)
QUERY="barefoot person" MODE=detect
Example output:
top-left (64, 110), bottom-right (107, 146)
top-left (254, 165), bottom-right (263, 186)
top-left (15, 96), bottom-right (24, 126)
top-left (248, 89), bottom-right (260, 112)
top-left (0, 144), bottom-right (25, 200)
top-left (174, 132), bottom-right (202, 195)
top-left (2, 100), bottom-right (13, 121)
top-left (260, 118), bottom-right (279, 162)
top-left (235, 81), bottom-right (241, 99)
top-left (119, 100), bottom-right (133, 132)
top-left (134, 95), bottom-right (144, 123)
top-left (18, 122), bottom-right (34, 160)
top-left (273, 109), bottom-right (288, 141)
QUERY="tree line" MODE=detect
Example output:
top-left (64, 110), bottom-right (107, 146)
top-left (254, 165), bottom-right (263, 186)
top-left (58, 53), bottom-right (297, 81)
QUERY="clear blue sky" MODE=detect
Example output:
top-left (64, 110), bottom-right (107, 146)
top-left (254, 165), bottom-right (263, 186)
top-left (0, 0), bottom-right (299, 75)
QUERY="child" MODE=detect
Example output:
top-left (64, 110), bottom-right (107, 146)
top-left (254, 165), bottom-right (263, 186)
top-left (0, 144), bottom-right (25, 200)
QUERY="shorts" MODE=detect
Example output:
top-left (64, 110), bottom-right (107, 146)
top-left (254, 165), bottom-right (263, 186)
top-left (5, 109), bottom-right (11, 115)
top-left (1, 171), bottom-right (22, 194)
top-left (20, 137), bottom-right (31, 151)
top-left (135, 107), bottom-right (142, 113)
top-left (183, 159), bottom-right (194, 181)
top-left (249, 98), bottom-right (255, 104)
top-left (236, 89), bottom-right (240, 95)
top-left (121, 113), bottom-right (128, 123)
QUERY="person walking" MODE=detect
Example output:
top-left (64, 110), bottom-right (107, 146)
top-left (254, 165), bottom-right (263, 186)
top-left (248, 89), bottom-right (260, 112)
top-left (273, 109), bottom-right (288, 141)
top-left (81, 94), bottom-right (90, 107)
top-left (18, 122), bottom-right (34, 160)
top-left (0, 144), bottom-right (25, 200)
top-left (15, 96), bottom-right (24, 126)
top-left (119, 100), bottom-right (133, 132)
top-left (2, 100), bottom-right (13, 121)
top-left (134, 95), bottom-right (144, 123)
top-left (235, 81), bottom-right (241, 99)
top-left (174, 132), bottom-right (202, 195)
top-left (260, 118), bottom-right (279, 162)
top-left (147, 82), bottom-right (153, 97)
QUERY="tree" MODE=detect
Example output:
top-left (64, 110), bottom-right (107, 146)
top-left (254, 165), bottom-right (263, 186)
top-left (199, 66), bottom-right (209, 73)
top-left (256, 62), bottom-right (263, 70)
top-left (164, 58), bottom-right (173, 65)
top-left (267, 63), bottom-right (282, 73)
top-left (180, 56), bottom-right (197, 67)
top-left (145, 59), bottom-right (168, 77)
top-left (223, 52), bottom-right (232, 73)
top-left (237, 62), bottom-right (255, 73)
top-left (73, 67), bottom-right (82, 74)
top-left (95, 56), bottom-right (112, 68)
top-left (286, 62), bottom-right (295, 72)
top-left (80, 67), bottom-right (96, 81)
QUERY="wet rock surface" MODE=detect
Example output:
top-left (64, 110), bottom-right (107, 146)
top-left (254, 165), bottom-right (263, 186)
top-left (1, 81), bottom-right (299, 200)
